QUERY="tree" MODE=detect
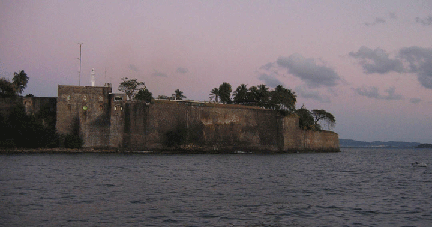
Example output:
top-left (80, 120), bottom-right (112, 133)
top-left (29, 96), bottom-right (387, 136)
top-left (174, 89), bottom-right (186, 100)
top-left (270, 85), bottom-right (297, 112)
top-left (209, 88), bottom-right (220, 103)
top-left (118, 77), bottom-right (145, 100)
top-left (256, 84), bottom-right (270, 107)
top-left (157, 95), bottom-right (170, 100)
top-left (0, 70), bottom-right (28, 97)
top-left (219, 82), bottom-right (232, 104)
top-left (311, 109), bottom-right (336, 130)
top-left (233, 84), bottom-right (248, 104)
top-left (247, 86), bottom-right (259, 105)
top-left (135, 88), bottom-right (153, 103)
top-left (296, 105), bottom-right (320, 131)
top-left (13, 70), bottom-right (29, 95)
top-left (4, 104), bottom-right (59, 148)
top-left (0, 78), bottom-right (15, 97)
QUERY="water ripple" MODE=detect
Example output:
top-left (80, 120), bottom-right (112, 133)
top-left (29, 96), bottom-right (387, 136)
top-left (1, 148), bottom-right (432, 226)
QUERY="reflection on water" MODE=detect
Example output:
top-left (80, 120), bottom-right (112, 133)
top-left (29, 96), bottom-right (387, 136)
top-left (1, 148), bottom-right (432, 226)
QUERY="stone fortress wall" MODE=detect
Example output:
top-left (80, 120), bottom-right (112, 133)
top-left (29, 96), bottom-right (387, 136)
top-left (56, 85), bottom-right (339, 152)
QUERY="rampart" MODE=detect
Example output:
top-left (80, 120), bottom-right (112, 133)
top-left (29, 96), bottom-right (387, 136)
top-left (56, 85), bottom-right (339, 152)
top-left (1, 97), bottom-right (56, 117)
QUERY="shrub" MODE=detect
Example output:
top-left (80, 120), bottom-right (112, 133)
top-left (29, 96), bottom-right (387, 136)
top-left (64, 134), bottom-right (83, 149)
top-left (165, 128), bottom-right (187, 147)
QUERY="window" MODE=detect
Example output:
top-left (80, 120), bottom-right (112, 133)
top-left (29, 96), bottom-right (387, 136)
top-left (67, 104), bottom-right (71, 111)
top-left (99, 96), bottom-right (104, 102)
top-left (99, 105), bottom-right (103, 111)
top-left (114, 96), bottom-right (123, 101)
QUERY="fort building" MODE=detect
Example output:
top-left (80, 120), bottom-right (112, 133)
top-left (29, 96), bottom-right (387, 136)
top-left (55, 85), bottom-right (339, 152)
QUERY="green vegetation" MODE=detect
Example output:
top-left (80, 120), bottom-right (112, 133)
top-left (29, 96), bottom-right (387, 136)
top-left (13, 70), bottom-right (29, 95)
top-left (0, 71), bottom-right (83, 149)
top-left (135, 88), bottom-right (153, 103)
top-left (210, 82), bottom-right (335, 131)
top-left (0, 70), bottom-right (29, 98)
top-left (211, 82), bottom-right (297, 114)
top-left (311, 109), bottom-right (336, 130)
top-left (165, 127), bottom-right (188, 147)
top-left (209, 88), bottom-right (220, 103)
top-left (296, 105), bottom-right (320, 130)
top-left (63, 134), bottom-right (83, 149)
top-left (118, 77), bottom-right (146, 100)
top-left (0, 70), bottom-right (57, 148)
top-left (174, 89), bottom-right (186, 100)
top-left (218, 82), bottom-right (232, 104)
top-left (0, 104), bottom-right (59, 148)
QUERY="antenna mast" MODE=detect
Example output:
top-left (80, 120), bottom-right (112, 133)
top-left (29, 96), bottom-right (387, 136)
top-left (78, 43), bottom-right (83, 86)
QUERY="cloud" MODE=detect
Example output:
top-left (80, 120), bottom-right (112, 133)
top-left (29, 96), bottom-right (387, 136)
top-left (389, 12), bottom-right (397, 19)
top-left (410, 98), bottom-right (422, 104)
top-left (349, 46), bottom-right (404, 74)
top-left (152, 70), bottom-right (167, 77)
top-left (353, 86), bottom-right (403, 100)
top-left (176, 67), bottom-right (188, 74)
top-left (258, 73), bottom-right (284, 88)
top-left (129, 64), bottom-right (139, 72)
top-left (276, 54), bottom-right (340, 88)
top-left (295, 86), bottom-right (331, 103)
top-left (365, 17), bottom-right (386, 26)
top-left (259, 62), bottom-right (274, 71)
top-left (353, 86), bottom-right (380, 99)
top-left (398, 46), bottom-right (432, 89)
top-left (415, 16), bottom-right (432, 26)
top-left (383, 87), bottom-right (403, 100)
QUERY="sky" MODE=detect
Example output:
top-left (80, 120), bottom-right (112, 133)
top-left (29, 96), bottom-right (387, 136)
top-left (1, 0), bottom-right (432, 143)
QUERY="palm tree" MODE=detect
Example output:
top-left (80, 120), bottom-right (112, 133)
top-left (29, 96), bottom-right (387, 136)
top-left (209, 88), bottom-right (219, 103)
top-left (233, 84), bottom-right (248, 104)
top-left (218, 82), bottom-right (232, 104)
top-left (174, 89), bottom-right (186, 100)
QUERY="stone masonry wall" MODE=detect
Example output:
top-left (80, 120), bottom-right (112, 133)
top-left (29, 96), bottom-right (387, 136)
top-left (57, 85), bottom-right (112, 148)
top-left (55, 85), bottom-right (339, 152)
top-left (120, 102), bottom-right (280, 151)
top-left (121, 101), bottom-right (339, 152)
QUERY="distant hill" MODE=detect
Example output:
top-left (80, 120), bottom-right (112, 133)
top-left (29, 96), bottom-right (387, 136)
top-left (339, 139), bottom-right (421, 148)
top-left (416, 144), bottom-right (432, 148)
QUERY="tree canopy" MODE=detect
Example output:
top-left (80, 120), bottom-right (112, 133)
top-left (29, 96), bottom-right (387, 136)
top-left (218, 82), bottom-right (232, 104)
top-left (0, 70), bottom-right (29, 97)
top-left (233, 84), bottom-right (248, 104)
top-left (270, 85), bottom-right (297, 112)
top-left (0, 78), bottom-right (15, 98)
top-left (209, 88), bottom-right (220, 103)
top-left (118, 77), bottom-right (146, 100)
top-left (296, 106), bottom-right (320, 131)
top-left (230, 83), bottom-right (296, 113)
top-left (174, 89), bottom-right (186, 100)
top-left (210, 83), bottom-right (335, 131)
top-left (13, 70), bottom-right (29, 95)
top-left (135, 88), bottom-right (153, 103)
top-left (311, 109), bottom-right (336, 130)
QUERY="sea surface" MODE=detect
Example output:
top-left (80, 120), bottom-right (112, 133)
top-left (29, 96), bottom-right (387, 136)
top-left (1, 148), bottom-right (432, 226)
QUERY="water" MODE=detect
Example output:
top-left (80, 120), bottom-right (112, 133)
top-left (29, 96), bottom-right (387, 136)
top-left (1, 148), bottom-right (431, 226)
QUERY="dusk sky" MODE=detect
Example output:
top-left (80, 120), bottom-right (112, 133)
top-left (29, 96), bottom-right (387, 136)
top-left (1, 0), bottom-right (432, 143)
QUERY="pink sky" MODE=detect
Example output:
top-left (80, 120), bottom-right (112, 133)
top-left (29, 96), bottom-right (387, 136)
top-left (1, 0), bottom-right (432, 143)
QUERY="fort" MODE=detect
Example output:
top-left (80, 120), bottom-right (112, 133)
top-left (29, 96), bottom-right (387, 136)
top-left (1, 84), bottom-right (339, 152)
top-left (52, 84), bottom-right (339, 153)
